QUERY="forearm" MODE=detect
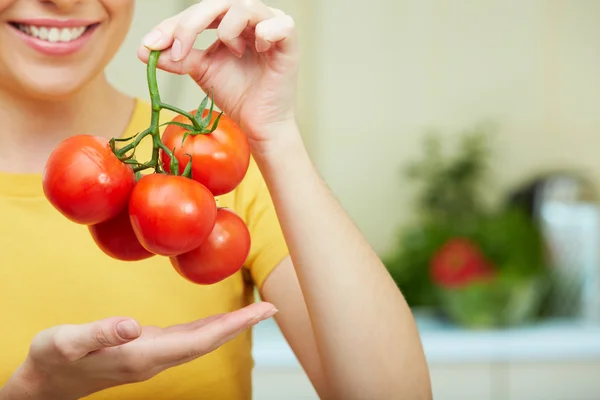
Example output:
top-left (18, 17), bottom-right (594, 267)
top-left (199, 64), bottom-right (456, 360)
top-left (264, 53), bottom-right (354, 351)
top-left (253, 124), bottom-right (432, 399)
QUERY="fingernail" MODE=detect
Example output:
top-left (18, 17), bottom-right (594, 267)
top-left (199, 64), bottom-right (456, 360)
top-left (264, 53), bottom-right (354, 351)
top-left (255, 39), bottom-right (271, 53)
top-left (261, 308), bottom-right (278, 320)
top-left (171, 39), bottom-right (182, 61)
top-left (142, 30), bottom-right (162, 47)
top-left (116, 320), bottom-right (141, 339)
top-left (231, 38), bottom-right (246, 58)
top-left (231, 47), bottom-right (244, 58)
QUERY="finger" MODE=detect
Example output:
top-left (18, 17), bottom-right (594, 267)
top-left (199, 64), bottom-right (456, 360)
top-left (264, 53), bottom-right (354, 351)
top-left (171, 0), bottom-right (234, 62)
top-left (141, 13), bottom-right (182, 50)
top-left (154, 302), bottom-right (277, 364)
top-left (141, 16), bottom-right (223, 55)
top-left (216, 6), bottom-right (250, 57)
top-left (137, 45), bottom-right (206, 76)
top-left (217, 3), bottom-right (275, 57)
top-left (164, 313), bottom-right (226, 334)
top-left (255, 13), bottom-right (296, 53)
top-left (34, 317), bottom-right (141, 362)
top-left (190, 302), bottom-right (277, 354)
top-left (137, 36), bottom-right (226, 77)
top-left (139, 7), bottom-right (228, 51)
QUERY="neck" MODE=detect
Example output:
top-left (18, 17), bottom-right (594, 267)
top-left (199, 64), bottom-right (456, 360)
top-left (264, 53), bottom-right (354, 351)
top-left (0, 73), bottom-right (136, 174)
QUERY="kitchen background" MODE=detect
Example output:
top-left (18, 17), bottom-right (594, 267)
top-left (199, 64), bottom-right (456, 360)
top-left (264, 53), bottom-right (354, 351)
top-left (107, 1), bottom-right (600, 399)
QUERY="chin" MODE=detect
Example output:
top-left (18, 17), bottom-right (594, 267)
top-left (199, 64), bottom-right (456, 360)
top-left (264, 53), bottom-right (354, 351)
top-left (12, 67), bottom-right (99, 102)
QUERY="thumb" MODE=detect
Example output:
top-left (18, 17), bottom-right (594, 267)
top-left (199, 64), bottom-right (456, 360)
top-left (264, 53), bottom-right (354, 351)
top-left (35, 317), bottom-right (142, 362)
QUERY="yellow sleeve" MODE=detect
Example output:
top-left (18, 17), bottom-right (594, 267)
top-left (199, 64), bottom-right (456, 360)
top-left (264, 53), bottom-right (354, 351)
top-left (236, 157), bottom-right (290, 289)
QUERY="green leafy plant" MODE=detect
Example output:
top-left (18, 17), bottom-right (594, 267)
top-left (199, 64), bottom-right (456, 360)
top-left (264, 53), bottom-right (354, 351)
top-left (384, 125), bottom-right (550, 327)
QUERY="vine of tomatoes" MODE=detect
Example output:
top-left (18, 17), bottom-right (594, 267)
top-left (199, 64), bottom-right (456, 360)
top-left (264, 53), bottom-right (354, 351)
top-left (41, 50), bottom-right (251, 285)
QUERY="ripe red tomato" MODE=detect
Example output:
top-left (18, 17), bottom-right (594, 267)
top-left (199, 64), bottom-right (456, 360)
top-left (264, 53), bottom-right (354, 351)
top-left (42, 135), bottom-right (135, 225)
top-left (160, 110), bottom-right (250, 196)
top-left (430, 238), bottom-right (496, 288)
top-left (170, 208), bottom-right (251, 285)
top-left (88, 206), bottom-right (155, 262)
top-left (129, 173), bottom-right (217, 257)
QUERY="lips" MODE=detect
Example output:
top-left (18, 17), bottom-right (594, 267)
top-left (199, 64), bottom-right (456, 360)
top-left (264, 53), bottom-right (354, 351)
top-left (7, 19), bottom-right (101, 56)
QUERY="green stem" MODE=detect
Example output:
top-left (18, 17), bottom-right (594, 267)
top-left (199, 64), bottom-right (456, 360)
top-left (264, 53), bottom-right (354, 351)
top-left (116, 127), bottom-right (152, 156)
top-left (132, 161), bottom-right (154, 173)
top-left (182, 154), bottom-right (193, 178)
top-left (115, 50), bottom-right (176, 172)
top-left (111, 49), bottom-right (219, 175)
top-left (159, 102), bottom-right (202, 130)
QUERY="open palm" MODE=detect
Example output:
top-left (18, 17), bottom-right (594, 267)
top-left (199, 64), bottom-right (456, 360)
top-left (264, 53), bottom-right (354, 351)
top-left (137, 0), bottom-right (299, 144)
top-left (18, 302), bottom-right (276, 399)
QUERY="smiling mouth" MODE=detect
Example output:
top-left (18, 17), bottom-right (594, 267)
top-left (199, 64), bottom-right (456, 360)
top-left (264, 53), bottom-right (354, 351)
top-left (8, 22), bottom-right (100, 43)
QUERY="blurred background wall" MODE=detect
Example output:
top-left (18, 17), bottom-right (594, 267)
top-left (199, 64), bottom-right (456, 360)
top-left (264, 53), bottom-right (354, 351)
top-left (106, 1), bottom-right (600, 399)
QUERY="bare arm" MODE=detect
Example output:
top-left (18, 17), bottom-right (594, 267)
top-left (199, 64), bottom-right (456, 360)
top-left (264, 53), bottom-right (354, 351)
top-left (257, 129), bottom-right (432, 400)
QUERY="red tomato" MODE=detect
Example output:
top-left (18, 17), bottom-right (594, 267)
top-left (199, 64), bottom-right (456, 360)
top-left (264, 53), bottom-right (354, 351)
top-left (88, 206), bottom-right (155, 262)
top-left (430, 238), bottom-right (496, 289)
top-left (129, 173), bottom-right (217, 257)
top-left (42, 135), bottom-right (135, 225)
top-left (170, 208), bottom-right (251, 285)
top-left (160, 110), bottom-right (250, 196)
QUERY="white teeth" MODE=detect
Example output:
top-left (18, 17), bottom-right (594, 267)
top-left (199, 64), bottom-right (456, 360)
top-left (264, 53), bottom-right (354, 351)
top-left (59, 28), bottom-right (72, 42)
top-left (48, 27), bottom-right (59, 42)
top-left (16, 24), bottom-right (88, 43)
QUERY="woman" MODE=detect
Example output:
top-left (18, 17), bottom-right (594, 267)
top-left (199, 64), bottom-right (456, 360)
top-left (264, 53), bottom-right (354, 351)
top-left (0, 0), bottom-right (431, 399)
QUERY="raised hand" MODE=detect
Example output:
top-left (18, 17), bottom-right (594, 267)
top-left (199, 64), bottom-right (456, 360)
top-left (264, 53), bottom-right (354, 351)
top-left (1, 302), bottom-right (276, 400)
top-left (137, 0), bottom-right (300, 148)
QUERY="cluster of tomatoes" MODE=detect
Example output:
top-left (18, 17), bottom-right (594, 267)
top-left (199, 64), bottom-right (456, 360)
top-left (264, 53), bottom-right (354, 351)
top-left (42, 108), bottom-right (252, 285)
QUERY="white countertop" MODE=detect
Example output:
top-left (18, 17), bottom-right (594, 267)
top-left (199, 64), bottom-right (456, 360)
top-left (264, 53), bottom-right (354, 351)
top-left (251, 312), bottom-right (600, 368)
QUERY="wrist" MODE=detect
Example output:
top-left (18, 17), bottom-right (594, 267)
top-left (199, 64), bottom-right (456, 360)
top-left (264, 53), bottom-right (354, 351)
top-left (248, 119), bottom-right (306, 166)
top-left (2, 361), bottom-right (70, 400)
top-left (1, 364), bottom-right (41, 400)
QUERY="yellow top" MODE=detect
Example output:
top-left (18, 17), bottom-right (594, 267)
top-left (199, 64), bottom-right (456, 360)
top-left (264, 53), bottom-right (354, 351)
top-left (0, 98), bottom-right (289, 399)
